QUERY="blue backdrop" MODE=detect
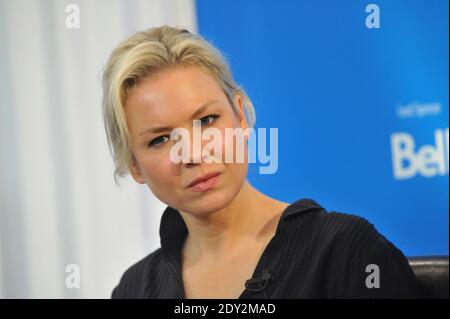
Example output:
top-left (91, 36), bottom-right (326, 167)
top-left (196, 0), bottom-right (449, 256)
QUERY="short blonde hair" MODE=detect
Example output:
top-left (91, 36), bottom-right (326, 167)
top-left (102, 25), bottom-right (256, 183)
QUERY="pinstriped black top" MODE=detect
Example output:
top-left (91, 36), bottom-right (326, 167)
top-left (111, 198), bottom-right (421, 298)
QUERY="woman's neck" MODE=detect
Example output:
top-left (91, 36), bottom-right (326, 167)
top-left (179, 181), bottom-right (289, 260)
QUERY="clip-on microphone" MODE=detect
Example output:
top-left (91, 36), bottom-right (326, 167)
top-left (244, 268), bottom-right (273, 298)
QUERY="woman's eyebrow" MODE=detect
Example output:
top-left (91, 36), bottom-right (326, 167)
top-left (190, 99), bottom-right (218, 119)
top-left (138, 99), bottom-right (219, 137)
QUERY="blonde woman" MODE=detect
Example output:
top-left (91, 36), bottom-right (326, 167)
top-left (102, 26), bottom-right (420, 299)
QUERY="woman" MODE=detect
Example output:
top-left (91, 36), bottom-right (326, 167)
top-left (102, 25), bottom-right (420, 298)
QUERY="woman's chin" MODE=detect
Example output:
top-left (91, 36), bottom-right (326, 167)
top-left (178, 191), bottom-right (235, 216)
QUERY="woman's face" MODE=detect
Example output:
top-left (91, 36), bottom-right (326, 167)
top-left (125, 65), bottom-right (249, 215)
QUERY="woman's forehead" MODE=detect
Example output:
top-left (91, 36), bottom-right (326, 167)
top-left (124, 67), bottom-right (229, 134)
top-left (126, 66), bottom-right (226, 113)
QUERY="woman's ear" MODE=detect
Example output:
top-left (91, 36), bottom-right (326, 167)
top-left (234, 94), bottom-right (249, 132)
top-left (129, 154), bottom-right (146, 184)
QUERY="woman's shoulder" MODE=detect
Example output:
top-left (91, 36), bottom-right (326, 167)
top-left (286, 199), bottom-right (382, 245)
top-left (311, 209), bottom-right (404, 258)
top-left (293, 203), bottom-right (413, 267)
top-left (285, 198), bottom-right (377, 235)
top-left (111, 248), bottom-right (164, 298)
top-left (307, 209), bottom-right (420, 297)
top-left (316, 210), bottom-right (382, 242)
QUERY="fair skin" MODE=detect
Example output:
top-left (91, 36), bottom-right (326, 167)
top-left (125, 65), bottom-right (289, 298)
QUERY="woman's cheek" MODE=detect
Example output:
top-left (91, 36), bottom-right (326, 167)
top-left (142, 153), bottom-right (167, 180)
top-left (219, 126), bottom-right (247, 164)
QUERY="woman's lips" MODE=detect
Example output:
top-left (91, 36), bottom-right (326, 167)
top-left (187, 172), bottom-right (221, 192)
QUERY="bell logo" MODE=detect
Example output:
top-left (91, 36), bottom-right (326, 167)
top-left (390, 128), bottom-right (449, 180)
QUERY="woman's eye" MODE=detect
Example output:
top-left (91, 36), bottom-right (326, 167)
top-left (148, 135), bottom-right (169, 147)
top-left (148, 115), bottom-right (219, 148)
top-left (200, 114), bottom-right (220, 126)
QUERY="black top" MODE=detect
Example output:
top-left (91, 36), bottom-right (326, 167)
top-left (111, 198), bottom-right (421, 298)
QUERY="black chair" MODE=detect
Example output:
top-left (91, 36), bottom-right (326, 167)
top-left (408, 256), bottom-right (449, 298)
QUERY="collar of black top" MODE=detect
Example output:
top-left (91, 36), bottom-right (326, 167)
top-left (159, 198), bottom-right (326, 259)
